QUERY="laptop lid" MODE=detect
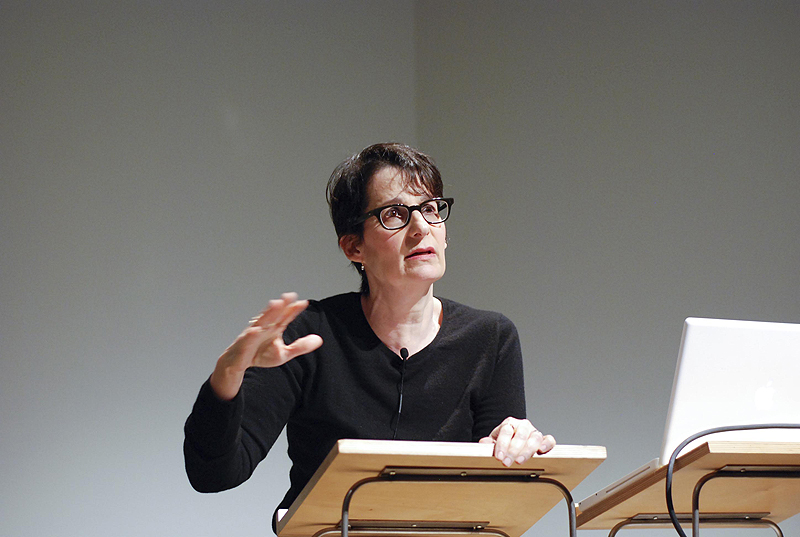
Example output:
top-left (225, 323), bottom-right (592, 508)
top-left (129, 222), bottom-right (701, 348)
top-left (659, 317), bottom-right (800, 463)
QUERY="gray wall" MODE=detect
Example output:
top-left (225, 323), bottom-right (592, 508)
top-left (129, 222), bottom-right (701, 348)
top-left (416, 2), bottom-right (800, 536)
top-left (2, 1), bottom-right (798, 536)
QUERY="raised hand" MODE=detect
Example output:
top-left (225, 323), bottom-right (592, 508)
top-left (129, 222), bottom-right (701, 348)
top-left (209, 292), bottom-right (323, 400)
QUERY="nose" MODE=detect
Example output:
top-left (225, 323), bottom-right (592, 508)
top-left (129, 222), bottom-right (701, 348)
top-left (406, 209), bottom-right (431, 236)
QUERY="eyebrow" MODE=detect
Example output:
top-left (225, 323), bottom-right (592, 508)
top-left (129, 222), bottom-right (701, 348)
top-left (376, 196), bottom-right (404, 206)
top-left (372, 195), bottom-right (433, 208)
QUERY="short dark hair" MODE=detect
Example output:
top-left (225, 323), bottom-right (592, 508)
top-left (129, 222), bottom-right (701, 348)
top-left (326, 142), bottom-right (444, 294)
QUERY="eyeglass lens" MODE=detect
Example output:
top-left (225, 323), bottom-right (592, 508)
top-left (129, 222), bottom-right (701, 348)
top-left (379, 199), bottom-right (450, 230)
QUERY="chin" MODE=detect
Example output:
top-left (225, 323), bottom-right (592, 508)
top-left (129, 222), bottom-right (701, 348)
top-left (411, 267), bottom-right (445, 282)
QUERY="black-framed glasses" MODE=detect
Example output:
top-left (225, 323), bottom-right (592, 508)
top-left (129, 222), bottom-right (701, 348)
top-left (354, 197), bottom-right (454, 231)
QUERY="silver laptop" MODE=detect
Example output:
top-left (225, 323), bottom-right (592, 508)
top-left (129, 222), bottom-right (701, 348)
top-left (578, 317), bottom-right (800, 512)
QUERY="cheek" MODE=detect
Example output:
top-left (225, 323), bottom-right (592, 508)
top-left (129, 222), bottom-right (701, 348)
top-left (434, 225), bottom-right (447, 245)
top-left (364, 230), bottom-right (402, 259)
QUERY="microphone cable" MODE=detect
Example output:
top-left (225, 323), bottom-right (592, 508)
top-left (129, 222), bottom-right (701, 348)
top-left (392, 348), bottom-right (408, 440)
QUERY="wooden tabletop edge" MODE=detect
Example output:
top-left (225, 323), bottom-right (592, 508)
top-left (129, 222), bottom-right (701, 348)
top-left (336, 439), bottom-right (607, 459)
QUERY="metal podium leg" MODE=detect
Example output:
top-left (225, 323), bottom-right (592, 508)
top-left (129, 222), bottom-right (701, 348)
top-left (692, 467), bottom-right (800, 537)
top-left (608, 516), bottom-right (783, 537)
top-left (316, 528), bottom-right (511, 537)
top-left (337, 471), bottom-right (577, 537)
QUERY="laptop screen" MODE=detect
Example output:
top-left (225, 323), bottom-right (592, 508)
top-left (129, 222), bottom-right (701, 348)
top-left (659, 317), bottom-right (800, 463)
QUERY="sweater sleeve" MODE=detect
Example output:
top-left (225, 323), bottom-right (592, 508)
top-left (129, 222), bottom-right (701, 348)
top-left (471, 315), bottom-right (527, 440)
top-left (183, 378), bottom-right (246, 492)
top-left (183, 311), bottom-right (313, 493)
top-left (183, 361), bottom-right (304, 492)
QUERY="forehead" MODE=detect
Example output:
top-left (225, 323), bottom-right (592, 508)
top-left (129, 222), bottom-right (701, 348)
top-left (366, 166), bottom-right (431, 207)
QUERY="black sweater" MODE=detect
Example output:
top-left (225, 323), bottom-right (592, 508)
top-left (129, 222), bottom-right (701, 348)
top-left (184, 292), bottom-right (526, 518)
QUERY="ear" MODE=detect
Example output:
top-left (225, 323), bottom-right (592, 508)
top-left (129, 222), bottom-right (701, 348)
top-left (339, 234), bottom-right (363, 263)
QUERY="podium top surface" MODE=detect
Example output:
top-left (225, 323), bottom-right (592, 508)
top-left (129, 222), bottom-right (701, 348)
top-left (577, 441), bottom-right (800, 529)
top-left (277, 439), bottom-right (606, 537)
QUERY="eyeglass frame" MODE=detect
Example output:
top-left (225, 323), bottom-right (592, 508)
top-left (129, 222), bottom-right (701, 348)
top-left (353, 197), bottom-right (454, 231)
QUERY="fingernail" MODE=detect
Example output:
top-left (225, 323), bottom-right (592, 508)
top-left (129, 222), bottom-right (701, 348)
top-left (497, 451), bottom-right (505, 461)
top-left (503, 457), bottom-right (512, 467)
top-left (516, 456), bottom-right (525, 464)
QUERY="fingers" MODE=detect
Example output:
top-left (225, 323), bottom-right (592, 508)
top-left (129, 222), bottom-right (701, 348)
top-left (248, 294), bottom-right (312, 348)
top-left (285, 334), bottom-right (323, 360)
top-left (252, 292), bottom-right (303, 330)
top-left (492, 419), bottom-right (517, 466)
top-left (538, 434), bottom-right (556, 454)
top-left (512, 425), bottom-right (544, 463)
top-left (486, 417), bottom-right (554, 466)
top-left (230, 293), bottom-right (322, 368)
top-left (504, 420), bottom-right (538, 466)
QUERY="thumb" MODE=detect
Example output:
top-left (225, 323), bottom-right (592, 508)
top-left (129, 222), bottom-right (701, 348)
top-left (284, 334), bottom-right (323, 360)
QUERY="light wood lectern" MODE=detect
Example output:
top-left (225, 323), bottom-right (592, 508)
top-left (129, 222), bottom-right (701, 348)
top-left (577, 441), bottom-right (800, 536)
top-left (276, 440), bottom-right (606, 537)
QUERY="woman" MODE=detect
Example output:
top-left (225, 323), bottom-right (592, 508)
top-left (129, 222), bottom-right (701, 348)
top-left (184, 143), bottom-right (555, 524)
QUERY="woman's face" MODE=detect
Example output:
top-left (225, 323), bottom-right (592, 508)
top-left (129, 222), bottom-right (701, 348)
top-left (344, 166), bottom-right (447, 293)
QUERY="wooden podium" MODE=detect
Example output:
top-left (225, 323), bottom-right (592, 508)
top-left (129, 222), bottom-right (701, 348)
top-left (576, 441), bottom-right (800, 535)
top-left (276, 440), bottom-right (606, 537)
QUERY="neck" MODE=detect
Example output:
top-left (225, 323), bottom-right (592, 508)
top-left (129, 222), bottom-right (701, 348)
top-left (361, 285), bottom-right (441, 357)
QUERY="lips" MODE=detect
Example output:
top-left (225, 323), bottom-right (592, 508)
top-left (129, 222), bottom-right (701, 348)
top-left (406, 247), bottom-right (435, 259)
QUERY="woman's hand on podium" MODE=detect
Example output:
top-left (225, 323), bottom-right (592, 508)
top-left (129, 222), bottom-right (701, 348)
top-left (479, 417), bottom-right (556, 467)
